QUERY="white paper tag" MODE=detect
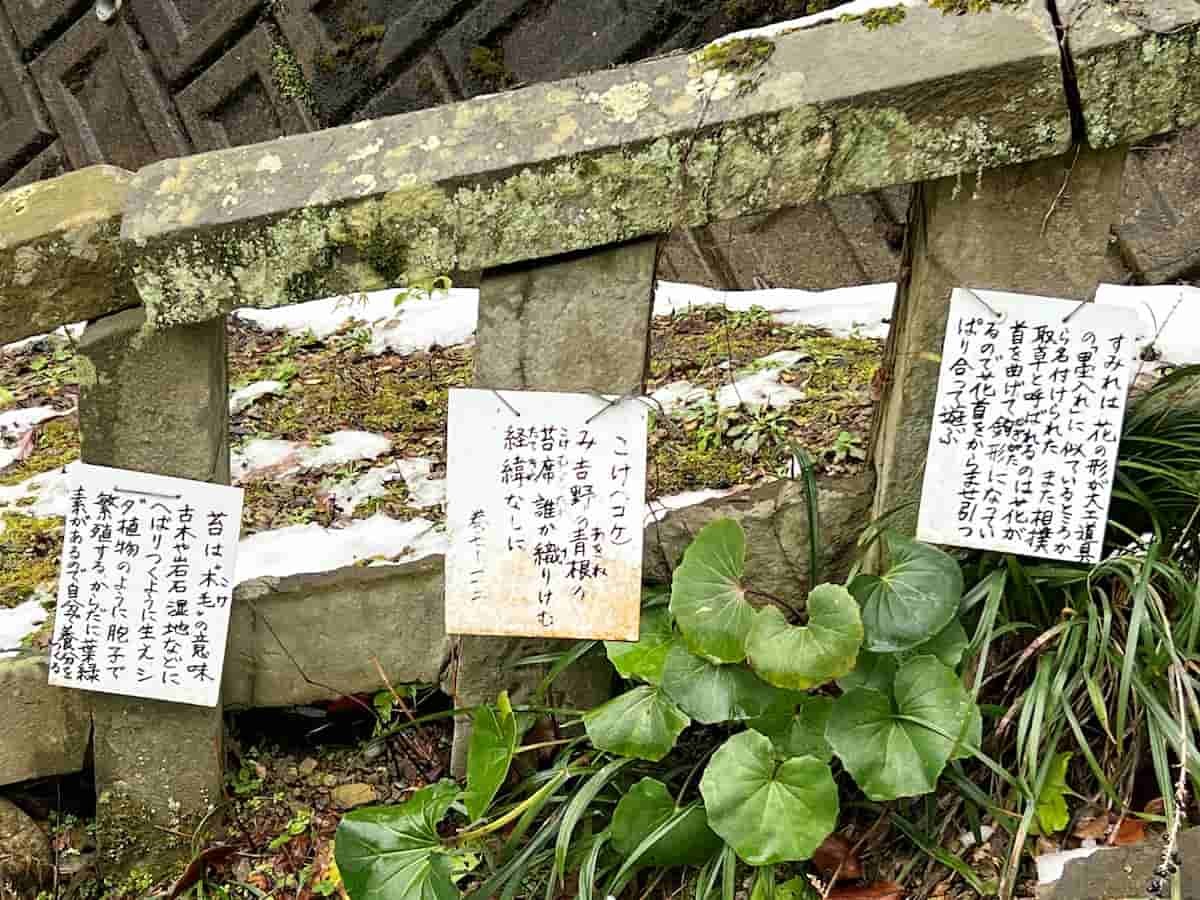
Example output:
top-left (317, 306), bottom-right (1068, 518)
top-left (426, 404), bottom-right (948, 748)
top-left (47, 463), bottom-right (243, 707)
top-left (917, 289), bottom-right (1141, 563)
top-left (445, 388), bottom-right (647, 640)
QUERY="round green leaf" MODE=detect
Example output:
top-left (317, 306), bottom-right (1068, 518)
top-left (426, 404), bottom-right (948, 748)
top-left (745, 585), bottom-right (863, 690)
top-left (611, 777), bottom-right (722, 866)
top-left (335, 780), bottom-right (460, 900)
top-left (836, 650), bottom-right (897, 694)
top-left (700, 730), bottom-right (839, 865)
top-left (605, 606), bottom-right (675, 684)
top-left (750, 694), bottom-right (834, 762)
top-left (826, 656), bottom-right (971, 801)
top-left (660, 642), bottom-right (794, 724)
top-left (849, 531), bottom-right (963, 653)
top-left (913, 617), bottom-right (969, 668)
top-left (583, 685), bottom-right (689, 761)
top-left (670, 519), bottom-right (755, 664)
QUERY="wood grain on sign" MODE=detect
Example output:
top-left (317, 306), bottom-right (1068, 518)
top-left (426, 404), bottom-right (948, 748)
top-left (445, 389), bottom-right (647, 641)
top-left (47, 463), bottom-right (244, 707)
top-left (918, 289), bottom-right (1141, 564)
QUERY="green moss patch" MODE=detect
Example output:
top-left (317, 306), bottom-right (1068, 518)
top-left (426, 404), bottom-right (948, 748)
top-left (0, 514), bottom-right (62, 608)
top-left (0, 416), bottom-right (80, 486)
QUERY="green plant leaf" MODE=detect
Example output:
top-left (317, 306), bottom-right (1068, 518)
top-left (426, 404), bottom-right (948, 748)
top-left (836, 651), bottom-right (897, 693)
top-left (1033, 752), bottom-right (1073, 835)
top-left (826, 656), bottom-right (971, 801)
top-left (700, 731), bottom-right (838, 865)
top-left (611, 777), bottom-right (722, 866)
top-left (605, 606), bottom-right (674, 684)
top-left (335, 780), bottom-right (460, 900)
top-left (849, 532), bottom-right (963, 653)
top-left (750, 695), bottom-right (834, 762)
top-left (583, 685), bottom-right (689, 761)
top-left (670, 519), bottom-right (755, 664)
top-left (913, 617), bottom-right (969, 667)
top-left (463, 692), bottom-right (517, 822)
top-left (660, 643), bottom-right (793, 724)
top-left (951, 702), bottom-right (983, 762)
top-left (744, 585), bottom-right (863, 690)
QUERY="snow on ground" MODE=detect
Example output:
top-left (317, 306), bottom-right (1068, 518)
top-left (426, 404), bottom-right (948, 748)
top-left (1, 323), bottom-right (84, 355)
top-left (715, 351), bottom-right (811, 409)
top-left (1035, 844), bottom-right (1101, 886)
top-left (0, 464), bottom-right (74, 518)
top-left (713, 0), bottom-right (923, 43)
top-left (230, 380), bottom-right (286, 415)
top-left (233, 288), bottom-right (478, 354)
top-left (649, 381), bottom-right (713, 415)
top-left (232, 430), bottom-right (391, 481)
top-left (0, 405), bottom-right (64, 438)
top-left (326, 457), bottom-right (446, 515)
top-left (235, 514), bottom-right (448, 582)
top-left (0, 598), bottom-right (47, 658)
top-left (1095, 283), bottom-right (1200, 365)
top-left (645, 488), bottom-right (741, 523)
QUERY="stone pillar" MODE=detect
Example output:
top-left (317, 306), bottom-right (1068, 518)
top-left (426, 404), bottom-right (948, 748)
top-left (869, 145), bottom-right (1128, 536)
top-left (77, 306), bottom-right (229, 873)
top-left (448, 238), bottom-right (658, 775)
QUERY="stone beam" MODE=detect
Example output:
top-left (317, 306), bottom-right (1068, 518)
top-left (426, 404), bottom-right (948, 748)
top-left (1062, 0), bottom-right (1200, 148)
top-left (122, 0), bottom-right (1070, 328)
top-left (0, 166), bottom-right (136, 345)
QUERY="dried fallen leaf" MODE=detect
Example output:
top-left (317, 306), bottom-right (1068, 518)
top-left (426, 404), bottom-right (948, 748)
top-left (827, 881), bottom-right (905, 900)
top-left (813, 832), bottom-right (863, 881)
top-left (1110, 817), bottom-right (1147, 846)
top-left (168, 845), bottom-right (237, 898)
top-left (1072, 813), bottom-right (1111, 841)
top-left (1144, 797), bottom-right (1166, 816)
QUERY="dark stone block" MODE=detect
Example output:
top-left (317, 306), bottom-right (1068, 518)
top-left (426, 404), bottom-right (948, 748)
top-left (175, 25), bottom-right (315, 151)
top-left (0, 2), bottom-right (54, 183)
top-left (0, 0), bottom-right (89, 51)
top-left (1, 139), bottom-right (66, 190)
top-left (128, 0), bottom-right (263, 85)
top-left (31, 15), bottom-right (190, 170)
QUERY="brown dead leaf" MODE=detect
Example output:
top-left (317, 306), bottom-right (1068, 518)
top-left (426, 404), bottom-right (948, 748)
top-left (1144, 797), bottom-right (1166, 816)
top-left (1110, 817), bottom-right (1147, 846)
top-left (1072, 813), bottom-right (1111, 840)
top-left (828, 881), bottom-right (905, 899)
top-left (813, 833), bottom-right (863, 881)
top-left (168, 845), bottom-right (238, 898)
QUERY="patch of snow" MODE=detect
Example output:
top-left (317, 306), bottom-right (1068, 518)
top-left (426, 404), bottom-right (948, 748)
top-left (716, 367), bottom-right (807, 410)
top-left (233, 431), bottom-right (391, 481)
top-left (958, 825), bottom-right (996, 850)
top-left (1094, 283), bottom-right (1200, 366)
top-left (649, 381), bottom-right (712, 415)
top-left (2, 323), bottom-right (85, 355)
top-left (0, 598), bottom-right (47, 658)
top-left (645, 488), bottom-right (739, 523)
top-left (230, 380), bottom-right (285, 416)
top-left (367, 290), bottom-right (479, 355)
top-left (1035, 845), bottom-right (1102, 886)
top-left (233, 288), bottom-right (479, 356)
top-left (0, 447), bottom-right (17, 472)
top-left (235, 514), bottom-right (448, 583)
top-left (654, 281), bottom-right (895, 339)
top-left (326, 457), bottom-right (446, 515)
top-left (0, 405), bottom-right (64, 438)
top-left (0, 463), bottom-right (74, 518)
top-left (712, 0), bottom-right (922, 42)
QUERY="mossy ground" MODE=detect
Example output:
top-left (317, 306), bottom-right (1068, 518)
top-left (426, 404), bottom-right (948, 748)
top-left (1, 307), bottom-right (880, 598)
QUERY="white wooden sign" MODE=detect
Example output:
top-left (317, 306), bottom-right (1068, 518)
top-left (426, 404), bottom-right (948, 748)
top-left (48, 463), bottom-right (244, 707)
top-left (918, 289), bottom-right (1141, 563)
top-left (445, 389), bottom-right (647, 641)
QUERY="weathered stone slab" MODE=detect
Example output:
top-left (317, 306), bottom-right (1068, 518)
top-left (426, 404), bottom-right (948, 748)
top-left (869, 146), bottom-right (1128, 536)
top-left (1040, 826), bottom-right (1200, 899)
top-left (1063, 0), bottom-right (1200, 148)
top-left (645, 471), bottom-right (875, 604)
top-left (0, 1), bottom-right (53, 186)
top-left (1118, 126), bottom-right (1200, 283)
top-left (0, 165), bottom-right (135, 345)
top-left (0, 654), bottom-right (91, 787)
top-left (225, 556), bottom-right (449, 708)
top-left (128, 0), bottom-right (262, 85)
top-left (78, 304), bottom-right (229, 875)
top-left (1, 141), bottom-right (68, 192)
top-left (122, 0), bottom-right (1068, 328)
top-left (77, 306), bottom-right (229, 482)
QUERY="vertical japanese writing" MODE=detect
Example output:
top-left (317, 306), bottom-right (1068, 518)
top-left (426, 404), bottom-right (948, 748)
top-left (447, 390), bottom-right (647, 641)
top-left (919, 291), bottom-right (1140, 564)
top-left (48, 465), bottom-right (244, 707)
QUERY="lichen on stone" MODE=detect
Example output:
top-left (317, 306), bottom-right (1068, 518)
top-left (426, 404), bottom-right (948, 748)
top-left (841, 4), bottom-right (908, 28)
